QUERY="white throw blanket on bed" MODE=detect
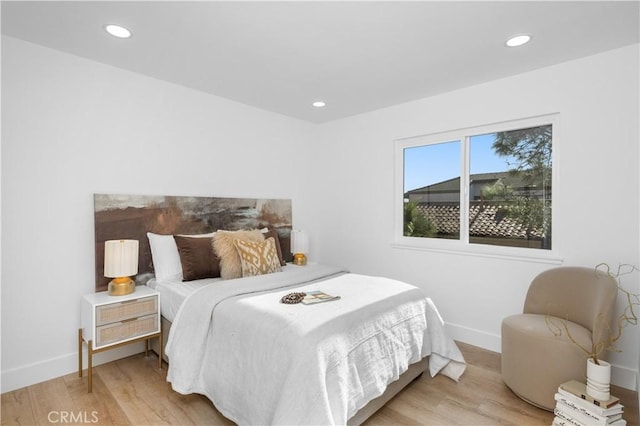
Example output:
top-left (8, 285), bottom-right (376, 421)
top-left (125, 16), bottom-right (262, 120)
top-left (166, 264), bottom-right (465, 425)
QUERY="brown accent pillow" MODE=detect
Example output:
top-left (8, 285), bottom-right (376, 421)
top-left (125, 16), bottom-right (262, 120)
top-left (213, 229), bottom-right (265, 279)
top-left (174, 235), bottom-right (220, 281)
top-left (262, 228), bottom-right (286, 266)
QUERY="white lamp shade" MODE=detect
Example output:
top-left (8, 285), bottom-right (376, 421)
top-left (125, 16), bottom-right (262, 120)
top-left (104, 239), bottom-right (139, 278)
top-left (291, 230), bottom-right (309, 254)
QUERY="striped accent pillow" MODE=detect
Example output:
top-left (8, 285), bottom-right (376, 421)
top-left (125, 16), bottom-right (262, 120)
top-left (233, 237), bottom-right (282, 277)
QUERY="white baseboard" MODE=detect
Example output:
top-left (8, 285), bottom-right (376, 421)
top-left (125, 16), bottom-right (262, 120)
top-left (445, 322), bottom-right (638, 391)
top-left (1, 342), bottom-right (145, 394)
top-left (610, 364), bottom-right (638, 392)
top-left (445, 321), bottom-right (502, 353)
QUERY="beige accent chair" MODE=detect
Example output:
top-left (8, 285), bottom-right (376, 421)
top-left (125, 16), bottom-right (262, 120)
top-left (501, 266), bottom-right (618, 410)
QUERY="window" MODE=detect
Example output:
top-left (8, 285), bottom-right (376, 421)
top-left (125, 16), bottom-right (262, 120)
top-left (395, 114), bottom-right (558, 261)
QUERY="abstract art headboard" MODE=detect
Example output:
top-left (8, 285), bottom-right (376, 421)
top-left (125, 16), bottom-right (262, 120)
top-left (94, 194), bottom-right (292, 292)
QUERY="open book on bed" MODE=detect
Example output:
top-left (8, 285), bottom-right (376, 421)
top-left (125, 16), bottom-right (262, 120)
top-left (301, 290), bottom-right (341, 305)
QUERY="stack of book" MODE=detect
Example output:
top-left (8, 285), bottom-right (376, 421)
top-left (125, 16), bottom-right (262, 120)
top-left (553, 380), bottom-right (626, 426)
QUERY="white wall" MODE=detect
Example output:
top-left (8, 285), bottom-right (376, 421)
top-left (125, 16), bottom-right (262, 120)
top-left (0, 36), bottom-right (314, 392)
top-left (304, 44), bottom-right (640, 390)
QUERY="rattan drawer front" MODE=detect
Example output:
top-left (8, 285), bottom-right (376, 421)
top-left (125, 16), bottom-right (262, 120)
top-left (96, 313), bottom-right (158, 347)
top-left (96, 296), bottom-right (157, 326)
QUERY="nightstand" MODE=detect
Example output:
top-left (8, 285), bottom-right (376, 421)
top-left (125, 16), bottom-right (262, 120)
top-left (78, 286), bottom-right (162, 392)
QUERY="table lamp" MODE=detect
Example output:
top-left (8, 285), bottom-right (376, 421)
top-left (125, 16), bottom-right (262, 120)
top-left (104, 239), bottom-right (139, 296)
top-left (291, 230), bottom-right (309, 266)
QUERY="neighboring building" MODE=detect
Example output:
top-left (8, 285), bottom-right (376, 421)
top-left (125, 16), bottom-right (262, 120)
top-left (405, 171), bottom-right (549, 203)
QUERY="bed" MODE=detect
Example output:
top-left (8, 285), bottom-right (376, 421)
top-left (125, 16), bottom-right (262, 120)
top-left (149, 263), bottom-right (465, 425)
top-left (94, 194), bottom-right (466, 425)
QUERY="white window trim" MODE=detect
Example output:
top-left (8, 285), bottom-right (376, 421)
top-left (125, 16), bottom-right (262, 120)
top-left (393, 113), bottom-right (562, 264)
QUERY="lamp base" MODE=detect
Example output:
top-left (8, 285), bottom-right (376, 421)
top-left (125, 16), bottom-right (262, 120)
top-left (293, 253), bottom-right (307, 266)
top-left (108, 277), bottom-right (135, 296)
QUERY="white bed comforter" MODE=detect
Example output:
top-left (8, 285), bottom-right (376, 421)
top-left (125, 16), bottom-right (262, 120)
top-left (166, 264), bottom-right (465, 425)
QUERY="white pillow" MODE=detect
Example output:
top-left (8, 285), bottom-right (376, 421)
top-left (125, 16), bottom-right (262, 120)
top-left (147, 232), bottom-right (183, 282)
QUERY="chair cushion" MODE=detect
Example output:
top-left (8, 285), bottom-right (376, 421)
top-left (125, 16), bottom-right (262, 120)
top-left (501, 313), bottom-right (591, 410)
top-left (504, 313), bottom-right (592, 346)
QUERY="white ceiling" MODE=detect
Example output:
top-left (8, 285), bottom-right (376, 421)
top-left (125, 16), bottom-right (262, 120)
top-left (2, 1), bottom-right (639, 123)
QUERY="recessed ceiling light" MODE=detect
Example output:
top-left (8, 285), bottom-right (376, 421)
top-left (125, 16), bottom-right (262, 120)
top-left (312, 101), bottom-right (326, 108)
top-left (505, 34), bottom-right (531, 47)
top-left (105, 24), bottom-right (132, 39)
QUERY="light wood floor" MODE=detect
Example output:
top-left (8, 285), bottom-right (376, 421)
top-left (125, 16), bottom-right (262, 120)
top-left (2, 342), bottom-right (638, 425)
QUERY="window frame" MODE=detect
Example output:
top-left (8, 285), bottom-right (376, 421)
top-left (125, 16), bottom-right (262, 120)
top-left (393, 114), bottom-right (562, 264)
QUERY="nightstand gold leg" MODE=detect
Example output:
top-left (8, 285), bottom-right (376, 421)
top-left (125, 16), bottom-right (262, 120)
top-left (158, 330), bottom-right (163, 369)
top-left (88, 340), bottom-right (93, 393)
top-left (78, 329), bottom-right (83, 378)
